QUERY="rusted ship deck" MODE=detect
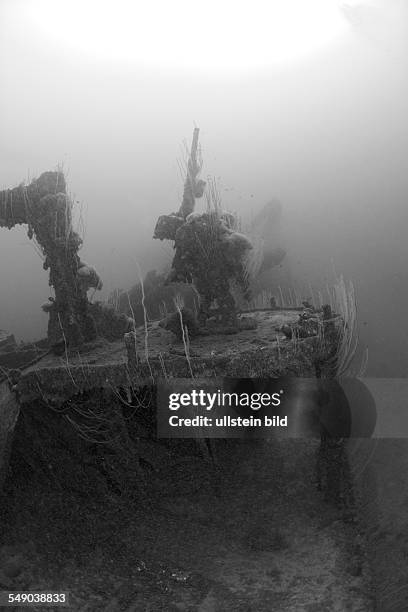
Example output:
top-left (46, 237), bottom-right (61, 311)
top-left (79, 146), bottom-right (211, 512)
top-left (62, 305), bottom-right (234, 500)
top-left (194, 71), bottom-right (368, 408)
top-left (15, 309), bottom-right (332, 406)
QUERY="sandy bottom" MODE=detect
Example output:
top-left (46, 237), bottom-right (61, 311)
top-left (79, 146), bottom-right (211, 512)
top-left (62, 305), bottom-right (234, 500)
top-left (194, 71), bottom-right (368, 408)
top-left (0, 437), bottom-right (374, 611)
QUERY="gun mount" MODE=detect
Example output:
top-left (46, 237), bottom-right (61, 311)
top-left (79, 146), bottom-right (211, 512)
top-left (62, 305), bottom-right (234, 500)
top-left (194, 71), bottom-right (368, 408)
top-left (0, 171), bottom-right (131, 349)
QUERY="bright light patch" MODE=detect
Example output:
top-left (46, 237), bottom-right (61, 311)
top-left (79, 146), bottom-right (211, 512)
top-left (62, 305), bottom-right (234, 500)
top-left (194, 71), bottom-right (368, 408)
top-left (25, 0), bottom-right (347, 71)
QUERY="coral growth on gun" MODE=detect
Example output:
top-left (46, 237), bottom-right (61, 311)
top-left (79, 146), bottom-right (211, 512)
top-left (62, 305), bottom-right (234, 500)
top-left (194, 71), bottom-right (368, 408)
top-left (0, 171), bottom-right (131, 350)
top-left (153, 129), bottom-right (254, 334)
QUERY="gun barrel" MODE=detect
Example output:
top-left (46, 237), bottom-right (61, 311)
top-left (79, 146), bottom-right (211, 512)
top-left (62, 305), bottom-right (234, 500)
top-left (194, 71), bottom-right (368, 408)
top-left (0, 171), bottom-right (66, 229)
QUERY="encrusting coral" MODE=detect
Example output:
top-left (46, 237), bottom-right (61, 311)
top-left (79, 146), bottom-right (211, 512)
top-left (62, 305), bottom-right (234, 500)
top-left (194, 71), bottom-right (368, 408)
top-left (168, 209), bottom-right (252, 329)
top-left (153, 129), bottom-right (254, 334)
top-left (0, 171), bottom-right (131, 350)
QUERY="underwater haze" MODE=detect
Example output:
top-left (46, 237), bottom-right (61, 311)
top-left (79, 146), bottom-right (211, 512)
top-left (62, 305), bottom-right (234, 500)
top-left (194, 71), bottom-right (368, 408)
top-left (1, 0), bottom-right (408, 376)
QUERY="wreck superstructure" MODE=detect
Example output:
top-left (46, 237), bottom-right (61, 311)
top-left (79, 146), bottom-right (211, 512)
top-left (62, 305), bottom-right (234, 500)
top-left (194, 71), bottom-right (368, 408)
top-left (0, 172), bottom-right (131, 349)
top-left (0, 133), bottom-right (346, 484)
top-left (0, 139), bottom-right (384, 610)
top-left (153, 129), bottom-right (255, 330)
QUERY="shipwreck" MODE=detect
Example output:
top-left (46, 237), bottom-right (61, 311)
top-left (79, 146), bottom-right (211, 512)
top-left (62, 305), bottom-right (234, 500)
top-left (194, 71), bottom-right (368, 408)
top-left (0, 129), bottom-right (393, 610)
top-left (0, 128), bottom-right (351, 486)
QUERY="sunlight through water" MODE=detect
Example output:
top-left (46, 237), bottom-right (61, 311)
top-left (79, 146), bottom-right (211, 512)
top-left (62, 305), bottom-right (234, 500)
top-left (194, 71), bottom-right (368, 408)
top-left (25, 0), bottom-right (348, 72)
